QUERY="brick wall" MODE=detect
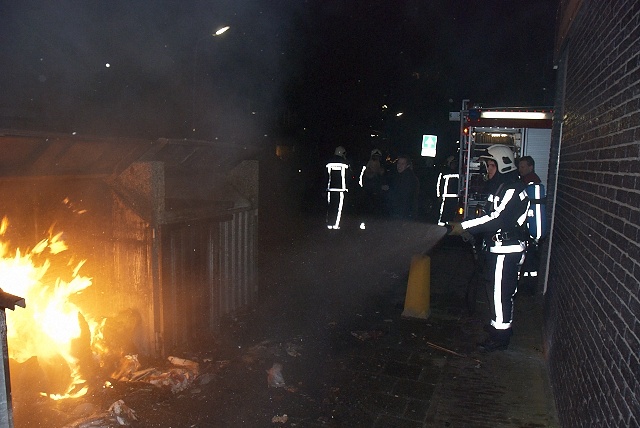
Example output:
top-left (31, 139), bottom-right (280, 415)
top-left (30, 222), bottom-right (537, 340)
top-left (545, 1), bottom-right (640, 427)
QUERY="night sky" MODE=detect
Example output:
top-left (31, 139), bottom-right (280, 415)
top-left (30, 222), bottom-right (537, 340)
top-left (0, 0), bottom-right (558, 162)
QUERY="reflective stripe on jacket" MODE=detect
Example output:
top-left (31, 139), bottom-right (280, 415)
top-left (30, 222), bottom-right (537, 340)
top-left (461, 180), bottom-right (529, 254)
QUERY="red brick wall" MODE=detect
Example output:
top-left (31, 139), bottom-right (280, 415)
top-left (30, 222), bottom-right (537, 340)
top-left (545, 1), bottom-right (640, 427)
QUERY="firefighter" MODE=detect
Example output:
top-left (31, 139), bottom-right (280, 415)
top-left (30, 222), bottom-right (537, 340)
top-left (435, 156), bottom-right (459, 225)
top-left (326, 146), bottom-right (351, 229)
top-left (517, 155), bottom-right (544, 292)
top-left (447, 145), bottom-right (529, 351)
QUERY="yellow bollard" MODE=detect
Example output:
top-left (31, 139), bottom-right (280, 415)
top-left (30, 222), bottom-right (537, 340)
top-left (402, 254), bottom-right (431, 319)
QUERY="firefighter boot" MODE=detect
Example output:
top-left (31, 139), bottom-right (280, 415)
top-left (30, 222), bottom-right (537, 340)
top-left (478, 326), bottom-right (512, 352)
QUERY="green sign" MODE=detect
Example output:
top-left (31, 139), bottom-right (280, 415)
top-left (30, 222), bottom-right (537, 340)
top-left (421, 134), bottom-right (437, 157)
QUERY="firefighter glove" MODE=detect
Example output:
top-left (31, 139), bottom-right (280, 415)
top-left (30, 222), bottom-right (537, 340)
top-left (447, 222), bottom-right (464, 236)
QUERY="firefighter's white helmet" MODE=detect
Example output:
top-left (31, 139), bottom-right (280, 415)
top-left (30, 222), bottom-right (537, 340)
top-left (480, 145), bottom-right (517, 174)
top-left (371, 148), bottom-right (382, 157)
top-left (335, 146), bottom-right (346, 158)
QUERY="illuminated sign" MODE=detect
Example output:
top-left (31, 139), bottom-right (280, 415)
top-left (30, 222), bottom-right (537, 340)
top-left (421, 134), bottom-right (437, 157)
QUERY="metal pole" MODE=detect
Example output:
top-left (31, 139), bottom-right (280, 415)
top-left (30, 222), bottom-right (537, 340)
top-left (543, 121), bottom-right (563, 295)
top-left (458, 99), bottom-right (469, 197)
top-left (0, 310), bottom-right (14, 428)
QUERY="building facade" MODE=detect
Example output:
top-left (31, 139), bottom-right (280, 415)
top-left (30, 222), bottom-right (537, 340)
top-left (545, 1), bottom-right (640, 426)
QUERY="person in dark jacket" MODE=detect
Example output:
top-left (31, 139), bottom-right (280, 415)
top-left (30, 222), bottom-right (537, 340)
top-left (386, 154), bottom-right (419, 219)
top-left (448, 145), bottom-right (528, 351)
top-left (361, 148), bottom-right (387, 216)
top-left (518, 155), bottom-right (542, 185)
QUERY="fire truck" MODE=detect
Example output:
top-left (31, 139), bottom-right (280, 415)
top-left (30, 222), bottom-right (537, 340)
top-left (453, 101), bottom-right (553, 221)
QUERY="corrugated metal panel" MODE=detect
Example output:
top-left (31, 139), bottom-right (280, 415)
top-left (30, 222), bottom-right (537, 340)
top-left (161, 219), bottom-right (221, 352)
top-left (219, 209), bottom-right (258, 315)
top-left (160, 209), bottom-right (257, 353)
top-left (523, 128), bottom-right (552, 188)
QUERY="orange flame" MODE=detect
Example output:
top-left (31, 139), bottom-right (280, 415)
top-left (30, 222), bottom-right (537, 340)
top-left (0, 217), bottom-right (98, 400)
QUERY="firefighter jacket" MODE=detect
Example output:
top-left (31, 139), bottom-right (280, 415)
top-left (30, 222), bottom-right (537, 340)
top-left (326, 155), bottom-right (351, 192)
top-left (460, 177), bottom-right (529, 254)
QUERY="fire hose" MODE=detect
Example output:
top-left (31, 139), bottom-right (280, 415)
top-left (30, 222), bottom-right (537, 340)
top-left (444, 223), bottom-right (487, 315)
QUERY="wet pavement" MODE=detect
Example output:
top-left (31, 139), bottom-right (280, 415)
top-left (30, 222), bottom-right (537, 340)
top-left (13, 215), bottom-right (559, 427)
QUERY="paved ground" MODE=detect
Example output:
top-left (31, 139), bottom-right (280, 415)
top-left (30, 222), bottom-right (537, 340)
top-left (13, 215), bottom-right (559, 427)
top-left (195, 215), bottom-right (559, 427)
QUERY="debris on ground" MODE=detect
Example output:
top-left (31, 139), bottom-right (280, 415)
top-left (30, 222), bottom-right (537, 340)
top-left (285, 342), bottom-right (302, 357)
top-left (62, 400), bottom-right (138, 427)
top-left (69, 402), bottom-right (99, 419)
top-left (62, 413), bottom-right (115, 428)
top-left (119, 355), bottom-right (200, 394)
top-left (425, 341), bottom-right (482, 364)
top-left (350, 330), bottom-right (385, 341)
top-left (240, 338), bottom-right (304, 364)
top-left (112, 354), bottom-right (141, 381)
top-left (196, 372), bottom-right (216, 386)
top-left (271, 414), bottom-right (288, 423)
top-left (108, 399), bottom-right (138, 425)
top-left (267, 363), bottom-right (286, 388)
top-left (242, 340), bottom-right (282, 364)
top-left (167, 356), bottom-right (200, 373)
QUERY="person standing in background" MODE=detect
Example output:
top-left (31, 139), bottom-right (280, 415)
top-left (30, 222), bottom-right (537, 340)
top-left (326, 146), bottom-right (352, 229)
top-left (386, 154), bottom-right (419, 219)
top-left (361, 148), bottom-right (386, 216)
top-left (518, 155), bottom-right (544, 293)
top-left (518, 156), bottom-right (541, 185)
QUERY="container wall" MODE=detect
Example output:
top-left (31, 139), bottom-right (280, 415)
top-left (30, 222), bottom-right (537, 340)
top-left (159, 208), bottom-right (258, 354)
top-left (219, 209), bottom-right (258, 316)
top-left (161, 219), bottom-right (220, 353)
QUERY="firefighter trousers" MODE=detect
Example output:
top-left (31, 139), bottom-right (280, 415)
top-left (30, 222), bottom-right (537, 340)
top-left (484, 251), bottom-right (524, 331)
top-left (326, 190), bottom-right (346, 229)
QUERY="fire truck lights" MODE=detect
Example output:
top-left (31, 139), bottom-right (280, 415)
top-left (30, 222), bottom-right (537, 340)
top-left (480, 111), bottom-right (551, 120)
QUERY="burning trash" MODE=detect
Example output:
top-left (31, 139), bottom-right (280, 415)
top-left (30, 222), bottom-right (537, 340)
top-left (0, 217), bottom-right (98, 400)
top-left (116, 355), bottom-right (200, 394)
top-left (111, 354), bottom-right (141, 381)
top-left (0, 215), bottom-right (214, 426)
top-left (0, 217), bottom-right (141, 402)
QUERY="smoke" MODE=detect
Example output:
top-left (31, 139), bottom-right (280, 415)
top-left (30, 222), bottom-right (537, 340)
top-left (0, 0), bottom-right (557, 145)
top-left (0, 1), bottom-right (300, 142)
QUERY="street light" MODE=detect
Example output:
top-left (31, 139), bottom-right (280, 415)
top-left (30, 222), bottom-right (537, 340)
top-left (191, 26), bottom-right (230, 134)
top-left (214, 26), bottom-right (230, 36)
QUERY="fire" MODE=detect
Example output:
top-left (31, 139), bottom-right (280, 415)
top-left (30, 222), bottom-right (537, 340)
top-left (0, 217), bottom-right (99, 400)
